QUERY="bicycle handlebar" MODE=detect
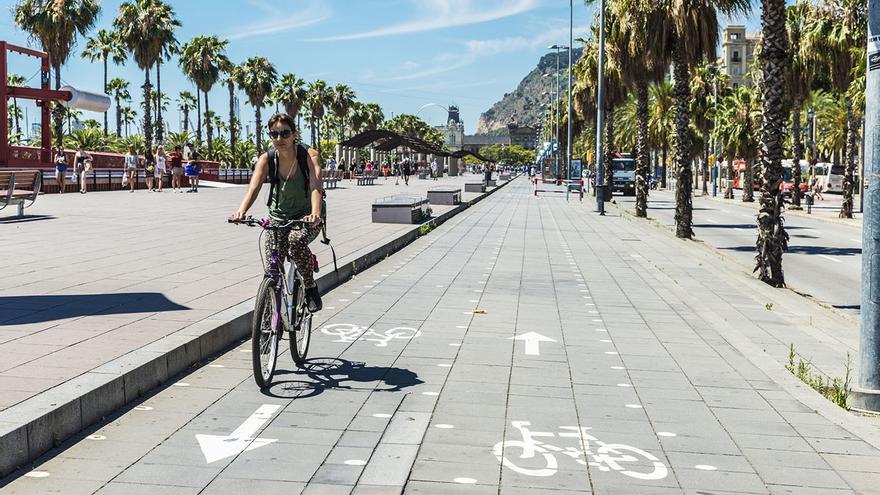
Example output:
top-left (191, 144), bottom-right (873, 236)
top-left (228, 216), bottom-right (312, 229)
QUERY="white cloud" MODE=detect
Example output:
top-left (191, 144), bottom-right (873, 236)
top-left (309, 0), bottom-right (539, 42)
top-left (226, 1), bottom-right (331, 41)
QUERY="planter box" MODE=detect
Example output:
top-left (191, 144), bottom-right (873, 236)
top-left (465, 183), bottom-right (486, 193)
top-left (427, 187), bottom-right (461, 206)
top-left (485, 179), bottom-right (497, 187)
top-left (372, 195), bottom-right (430, 224)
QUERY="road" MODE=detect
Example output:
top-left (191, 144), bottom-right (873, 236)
top-left (615, 189), bottom-right (862, 314)
top-left (3, 179), bottom-right (878, 494)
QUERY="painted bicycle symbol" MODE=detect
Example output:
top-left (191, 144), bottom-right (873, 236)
top-left (320, 323), bottom-right (420, 347)
top-left (493, 421), bottom-right (668, 480)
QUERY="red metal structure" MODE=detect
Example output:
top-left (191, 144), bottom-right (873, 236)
top-left (1, 41), bottom-right (75, 167)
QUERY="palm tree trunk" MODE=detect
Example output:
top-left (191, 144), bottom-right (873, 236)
top-left (255, 105), bottom-right (263, 156)
top-left (840, 98), bottom-right (856, 218)
top-left (183, 107), bottom-right (190, 134)
top-left (743, 157), bottom-right (755, 201)
top-left (103, 57), bottom-right (108, 137)
top-left (13, 99), bottom-right (20, 137)
top-left (603, 106), bottom-right (614, 202)
top-left (791, 102), bottom-right (803, 207)
top-left (156, 61), bottom-right (164, 143)
top-left (143, 67), bottom-right (153, 155)
top-left (755, 0), bottom-right (789, 287)
top-left (672, 43), bottom-right (693, 239)
top-left (635, 82), bottom-right (649, 217)
top-left (661, 143), bottom-right (667, 188)
top-left (115, 95), bottom-right (122, 138)
top-left (228, 81), bottom-right (236, 151)
top-left (196, 90), bottom-right (203, 145)
top-left (205, 91), bottom-right (213, 160)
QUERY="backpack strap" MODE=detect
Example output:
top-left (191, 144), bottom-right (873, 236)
top-left (266, 148), bottom-right (281, 207)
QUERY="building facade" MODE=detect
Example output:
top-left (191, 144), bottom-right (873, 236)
top-left (719, 25), bottom-right (759, 88)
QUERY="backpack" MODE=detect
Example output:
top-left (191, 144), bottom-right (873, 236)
top-left (266, 145), bottom-right (337, 272)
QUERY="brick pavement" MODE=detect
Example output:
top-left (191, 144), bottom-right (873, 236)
top-left (2, 178), bottom-right (878, 494)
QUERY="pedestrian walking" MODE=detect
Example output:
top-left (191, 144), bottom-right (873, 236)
top-left (74, 146), bottom-right (93, 194)
top-left (145, 146), bottom-right (156, 191)
top-left (169, 145), bottom-right (184, 192)
top-left (124, 146), bottom-right (139, 193)
top-left (186, 148), bottom-right (201, 192)
top-left (53, 146), bottom-right (68, 194)
top-left (402, 159), bottom-right (412, 186)
top-left (154, 145), bottom-right (167, 192)
top-left (430, 159), bottom-right (439, 180)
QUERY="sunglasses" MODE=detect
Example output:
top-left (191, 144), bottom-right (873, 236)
top-left (268, 129), bottom-right (293, 139)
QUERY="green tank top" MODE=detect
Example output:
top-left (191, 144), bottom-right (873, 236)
top-left (268, 165), bottom-right (311, 221)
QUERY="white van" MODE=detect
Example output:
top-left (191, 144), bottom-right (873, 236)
top-left (814, 162), bottom-right (844, 193)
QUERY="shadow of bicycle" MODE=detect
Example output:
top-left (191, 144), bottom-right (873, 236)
top-left (263, 357), bottom-right (423, 399)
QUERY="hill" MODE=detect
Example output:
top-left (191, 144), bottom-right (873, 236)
top-left (476, 47), bottom-right (583, 135)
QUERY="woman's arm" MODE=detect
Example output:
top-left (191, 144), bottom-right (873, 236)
top-left (231, 152), bottom-right (269, 220)
top-left (305, 148), bottom-right (324, 225)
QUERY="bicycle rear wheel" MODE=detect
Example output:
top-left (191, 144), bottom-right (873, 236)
top-left (252, 277), bottom-right (281, 388)
top-left (289, 275), bottom-right (311, 367)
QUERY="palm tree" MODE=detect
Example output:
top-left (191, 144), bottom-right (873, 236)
top-left (307, 79), bottom-right (328, 152)
top-left (81, 28), bottom-right (126, 136)
top-left (610, 2), bottom-right (670, 217)
top-left (106, 78), bottom-right (130, 137)
top-left (328, 83), bottom-right (356, 141)
top-left (120, 105), bottom-right (137, 137)
top-left (272, 73), bottom-right (307, 136)
top-left (220, 61), bottom-right (239, 149)
top-left (114, 0), bottom-right (180, 156)
top-left (803, 0), bottom-right (867, 219)
top-left (177, 91), bottom-right (196, 134)
top-left (784, 1), bottom-right (814, 209)
top-left (363, 103), bottom-right (385, 131)
top-left (154, 39), bottom-right (178, 144)
top-left (649, 81), bottom-right (675, 188)
top-left (715, 85), bottom-right (762, 202)
top-left (14, 0), bottom-right (100, 146)
top-left (662, 0), bottom-right (750, 238)
top-left (236, 56), bottom-right (277, 155)
top-left (6, 74), bottom-right (26, 138)
top-left (179, 35), bottom-right (229, 159)
top-left (689, 63), bottom-right (716, 196)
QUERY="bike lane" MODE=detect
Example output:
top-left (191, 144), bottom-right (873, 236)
top-left (2, 179), bottom-right (878, 494)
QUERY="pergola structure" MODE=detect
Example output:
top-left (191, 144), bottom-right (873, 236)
top-left (338, 129), bottom-right (491, 171)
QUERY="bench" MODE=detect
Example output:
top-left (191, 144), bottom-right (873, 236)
top-left (427, 187), bottom-right (462, 206)
top-left (372, 195), bottom-right (431, 224)
top-left (465, 182), bottom-right (486, 193)
top-left (324, 170), bottom-right (341, 189)
top-left (0, 170), bottom-right (42, 217)
top-left (355, 174), bottom-right (376, 186)
top-left (485, 179), bottom-right (497, 187)
top-left (500, 173), bottom-right (512, 181)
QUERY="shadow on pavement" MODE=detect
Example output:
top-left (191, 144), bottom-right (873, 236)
top-left (265, 357), bottom-right (423, 399)
top-left (0, 293), bottom-right (189, 325)
top-left (0, 214), bottom-right (56, 224)
top-left (721, 245), bottom-right (861, 257)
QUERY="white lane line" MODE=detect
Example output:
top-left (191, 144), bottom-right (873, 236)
top-left (819, 255), bottom-right (842, 263)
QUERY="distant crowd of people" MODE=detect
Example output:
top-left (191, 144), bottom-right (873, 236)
top-left (324, 156), bottom-right (476, 186)
top-left (53, 143), bottom-right (203, 194)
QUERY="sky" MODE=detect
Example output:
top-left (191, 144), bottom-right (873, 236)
top-left (1, 0), bottom-right (762, 136)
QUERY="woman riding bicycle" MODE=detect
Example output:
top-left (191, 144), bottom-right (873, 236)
top-left (230, 113), bottom-right (324, 312)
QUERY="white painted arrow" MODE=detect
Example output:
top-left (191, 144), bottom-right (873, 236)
top-left (196, 404), bottom-right (280, 464)
top-left (508, 332), bottom-right (556, 356)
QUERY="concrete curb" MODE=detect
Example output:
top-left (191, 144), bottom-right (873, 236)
top-left (695, 189), bottom-right (862, 228)
top-left (0, 176), bottom-right (516, 478)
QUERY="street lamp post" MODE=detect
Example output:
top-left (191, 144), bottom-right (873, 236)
top-left (566, 0), bottom-right (574, 183)
top-left (712, 70), bottom-right (718, 197)
top-left (854, 0), bottom-right (880, 412)
top-left (548, 46), bottom-right (562, 179)
top-left (594, 0), bottom-right (607, 215)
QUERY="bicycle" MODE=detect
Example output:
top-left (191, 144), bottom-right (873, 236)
top-left (493, 421), bottom-right (668, 480)
top-left (229, 216), bottom-right (314, 388)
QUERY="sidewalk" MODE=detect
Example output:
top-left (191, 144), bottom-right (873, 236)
top-left (2, 178), bottom-right (878, 494)
top-left (0, 172), bottom-right (509, 476)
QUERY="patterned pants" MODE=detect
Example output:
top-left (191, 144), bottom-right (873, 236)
top-left (264, 222), bottom-right (322, 287)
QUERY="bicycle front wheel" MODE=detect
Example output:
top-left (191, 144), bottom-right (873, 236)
top-left (289, 276), bottom-right (311, 367)
top-left (252, 277), bottom-right (281, 388)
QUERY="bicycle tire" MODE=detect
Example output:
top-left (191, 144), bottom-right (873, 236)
top-left (252, 277), bottom-right (281, 388)
top-left (289, 275), bottom-right (311, 366)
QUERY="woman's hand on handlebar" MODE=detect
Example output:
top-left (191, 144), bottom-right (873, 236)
top-left (303, 213), bottom-right (322, 226)
top-left (229, 210), bottom-right (247, 222)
